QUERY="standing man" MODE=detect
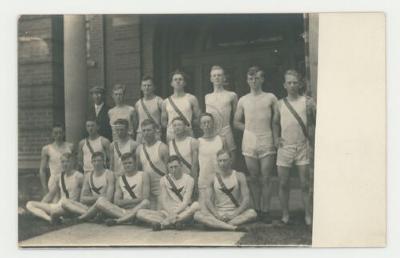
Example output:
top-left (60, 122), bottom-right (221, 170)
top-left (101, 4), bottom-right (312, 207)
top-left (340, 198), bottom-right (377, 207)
top-left (234, 66), bottom-right (279, 223)
top-left (275, 70), bottom-right (316, 226)
top-left (168, 117), bottom-right (199, 180)
top-left (161, 69), bottom-right (201, 142)
top-left (110, 119), bottom-right (139, 177)
top-left (194, 149), bottom-right (256, 231)
top-left (134, 76), bottom-right (163, 143)
top-left (205, 65), bottom-right (238, 160)
top-left (108, 84), bottom-right (136, 140)
top-left (39, 124), bottom-right (74, 202)
top-left (26, 153), bottom-right (83, 224)
top-left (136, 119), bottom-right (169, 209)
top-left (136, 156), bottom-right (200, 231)
top-left (77, 119), bottom-right (111, 173)
top-left (198, 113), bottom-right (227, 208)
top-left (87, 86), bottom-right (112, 141)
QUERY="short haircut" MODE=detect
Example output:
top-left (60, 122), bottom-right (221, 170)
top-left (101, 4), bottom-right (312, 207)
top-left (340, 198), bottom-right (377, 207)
top-left (247, 66), bottom-right (265, 78)
top-left (53, 123), bottom-right (65, 131)
top-left (121, 152), bottom-right (135, 162)
top-left (91, 152), bottom-right (104, 160)
top-left (210, 65), bottom-right (225, 74)
top-left (216, 149), bottom-right (231, 158)
top-left (141, 118), bottom-right (159, 129)
top-left (141, 75), bottom-right (154, 83)
top-left (89, 86), bottom-right (105, 94)
top-left (86, 118), bottom-right (98, 124)
top-left (168, 155), bottom-right (182, 164)
top-left (113, 119), bottom-right (129, 128)
top-left (113, 84), bottom-right (126, 93)
top-left (60, 152), bottom-right (73, 160)
top-left (200, 112), bottom-right (214, 122)
top-left (169, 69), bottom-right (189, 83)
top-left (171, 116), bottom-right (186, 125)
top-left (284, 69), bottom-right (301, 80)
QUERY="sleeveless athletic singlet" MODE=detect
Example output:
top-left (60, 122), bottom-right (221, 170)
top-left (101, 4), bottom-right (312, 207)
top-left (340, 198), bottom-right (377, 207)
top-left (59, 170), bottom-right (81, 199)
top-left (280, 96), bottom-right (307, 145)
top-left (119, 171), bottom-right (144, 200)
top-left (139, 141), bottom-right (166, 195)
top-left (213, 170), bottom-right (241, 212)
top-left (83, 137), bottom-right (104, 172)
top-left (169, 137), bottom-right (193, 175)
top-left (198, 135), bottom-right (223, 188)
top-left (89, 169), bottom-right (110, 197)
top-left (113, 139), bottom-right (135, 176)
top-left (162, 173), bottom-right (193, 212)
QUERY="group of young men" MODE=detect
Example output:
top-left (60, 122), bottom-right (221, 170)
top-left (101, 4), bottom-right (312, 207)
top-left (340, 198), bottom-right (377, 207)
top-left (26, 65), bottom-right (316, 232)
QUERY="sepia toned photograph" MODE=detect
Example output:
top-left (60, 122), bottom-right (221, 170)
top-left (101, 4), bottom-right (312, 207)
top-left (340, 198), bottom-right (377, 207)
top-left (18, 13), bottom-right (318, 247)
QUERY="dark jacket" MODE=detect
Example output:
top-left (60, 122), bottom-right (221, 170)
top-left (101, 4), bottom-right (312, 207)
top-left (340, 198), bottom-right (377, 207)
top-left (87, 103), bottom-right (112, 141)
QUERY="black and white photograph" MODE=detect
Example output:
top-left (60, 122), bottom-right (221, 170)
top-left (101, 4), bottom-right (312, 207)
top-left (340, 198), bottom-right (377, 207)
top-left (18, 13), bottom-right (319, 247)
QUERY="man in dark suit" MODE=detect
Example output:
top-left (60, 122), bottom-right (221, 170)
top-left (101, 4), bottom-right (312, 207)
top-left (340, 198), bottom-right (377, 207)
top-left (87, 86), bottom-right (112, 141)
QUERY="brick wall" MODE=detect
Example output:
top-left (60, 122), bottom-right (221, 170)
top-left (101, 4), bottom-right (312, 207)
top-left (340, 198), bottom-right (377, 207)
top-left (18, 15), bottom-right (64, 172)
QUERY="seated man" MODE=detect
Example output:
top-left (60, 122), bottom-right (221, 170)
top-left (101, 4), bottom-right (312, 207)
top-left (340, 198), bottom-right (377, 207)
top-left (136, 155), bottom-right (200, 230)
top-left (194, 149), bottom-right (257, 231)
top-left (88, 153), bottom-right (151, 226)
top-left (61, 152), bottom-right (115, 221)
top-left (26, 153), bottom-right (83, 224)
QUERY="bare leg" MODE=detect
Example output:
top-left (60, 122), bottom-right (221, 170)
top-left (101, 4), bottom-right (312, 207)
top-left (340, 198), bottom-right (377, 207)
top-left (61, 199), bottom-right (88, 215)
top-left (244, 156), bottom-right (261, 211)
top-left (176, 202), bottom-right (200, 222)
top-left (193, 211), bottom-right (237, 231)
top-left (228, 209), bottom-right (257, 226)
top-left (26, 201), bottom-right (52, 222)
top-left (78, 197), bottom-right (105, 221)
top-left (260, 155), bottom-right (275, 213)
top-left (95, 197), bottom-right (126, 218)
top-left (297, 165), bottom-right (311, 225)
top-left (115, 199), bottom-right (150, 224)
top-left (277, 165), bottom-right (291, 223)
top-left (136, 209), bottom-right (165, 225)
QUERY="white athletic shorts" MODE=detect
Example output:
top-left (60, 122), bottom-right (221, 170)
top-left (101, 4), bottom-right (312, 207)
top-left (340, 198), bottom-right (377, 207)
top-left (277, 141), bottom-right (310, 167)
top-left (242, 130), bottom-right (276, 159)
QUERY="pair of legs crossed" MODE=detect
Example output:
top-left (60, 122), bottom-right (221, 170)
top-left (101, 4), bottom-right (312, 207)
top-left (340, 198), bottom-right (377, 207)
top-left (26, 199), bottom-right (66, 223)
top-left (194, 208), bottom-right (257, 231)
top-left (136, 202), bottom-right (200, 229)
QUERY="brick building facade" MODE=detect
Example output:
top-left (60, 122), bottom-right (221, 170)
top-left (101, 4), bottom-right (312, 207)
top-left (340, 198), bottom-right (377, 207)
top-left (18, 14), bottom-right (318, 172)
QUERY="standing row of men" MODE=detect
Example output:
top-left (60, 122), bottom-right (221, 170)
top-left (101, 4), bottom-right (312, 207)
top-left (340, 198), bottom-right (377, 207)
top-left (28, 65), bottom-right (316, 229)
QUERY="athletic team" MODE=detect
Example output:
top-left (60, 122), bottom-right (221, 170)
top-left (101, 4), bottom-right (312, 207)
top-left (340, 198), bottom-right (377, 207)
top-left (25, 65), bottom-right (316, 232)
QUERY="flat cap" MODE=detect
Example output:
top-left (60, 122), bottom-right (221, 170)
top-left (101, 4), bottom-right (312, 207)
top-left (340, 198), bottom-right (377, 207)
top-left (89, 86), bottom-right (105, 94)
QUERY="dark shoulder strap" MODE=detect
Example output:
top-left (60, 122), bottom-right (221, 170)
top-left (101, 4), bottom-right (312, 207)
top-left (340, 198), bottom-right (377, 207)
top-left (121, 175), bottom-right (137, 199)
top-left (140, 98), bottom-right (157, 125)
top-left (114, 141), bottom-right (122, 158)
top-left (60, 172), bottom-right (69, 199)
top-left (165, 174), bottom-right (184, 201)
top-left (142, 144), bottom-right (165, 177)
top-left (283, 98), bottom-right (309, 141)
top-left (216, 173), bottom-right (239, 208)
top-left (172, 139), bottom-right (192, 170)
top-left (89, 172), bottom-right (103, 194)
top-left (85, 138), bottom-right (95, 155)
top-left (168, 96), bottom-right (190, 127)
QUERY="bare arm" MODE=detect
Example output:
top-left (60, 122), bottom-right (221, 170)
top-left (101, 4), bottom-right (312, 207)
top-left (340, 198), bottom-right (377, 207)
top-left (190, 139), bottom-right (199, 183)
top-left (233, 99), bottom-right (245, 131)
top-left (41, 177), bottom-right (59, 203)
top-left (161, 100), bottom-right (168, 129)
top-left (39, 146), bottom-right (50, 194)
top-left (77, 140), bottom-right (85, 171)
top-left (101, 137), bottom-right (111, 169)
top-left (159, 143), bottom-right (169, 170)
top-left (130, 107), bottom-right (136, 138)
top-left (70, 173), bottom-right (84, 202)
top-left (231, 172), bottom-right (251, 217)
top-left (109, 143), bottom-right (115, 172)
top-left (135, 146), bottom-right (143, 171)
top-left (160, 178), bottom-right (172, 213)
top-left (104, 171), bottom-right (115, 202)
top-left (205, 183), bottom-right (223, 220)
top-left (190, 95), bottom-right (201, 129)
top-left (271, 98), bottom-right (281, 148)
top-left (230, 93), bottom-right (238, 126)
top-left (133, 102), bottom-right (139, 135)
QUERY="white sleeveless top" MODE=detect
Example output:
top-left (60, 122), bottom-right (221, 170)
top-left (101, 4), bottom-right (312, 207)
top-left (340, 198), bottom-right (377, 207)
top-left (89, 169), bottom-right (110, 197)
top-left (135, 96), bottom-right (163, 132)
top-left (82, 137), bottom-right (104, 172)
top-left (59, 170), bottom-right (82, 200)
top-left (108, 105), bottom-right (135, 134)
top-left (213, 170), bottom-right (241, 212)
top-left (113, 139), bottom-right (136, 176)
top-left (119, 171), bottom-right (144, 200)
top-left (198, 135), bottom-right (223, 188)
top-left (165, 94), bottom-right (193, 127)
top-left (139, 141), bottom-right (167, 194)
top-left (279, 96), bottom-right (307, 144)
top-left (169, 137), bottom-right (193, 175)
top-left (161, 173), bottom-right (193, 212)
top-left (205, 90), bottom-right (237, 129)
top-left (47, 142), bottom-right (73, 177)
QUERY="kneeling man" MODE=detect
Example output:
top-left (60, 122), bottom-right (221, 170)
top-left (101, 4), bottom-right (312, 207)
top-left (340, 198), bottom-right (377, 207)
top-left (194, 149), bottom-right (257, 231)
top-left (136, 155), bottom-right (200, 230)
top-left (26, 153), bottom-right (83, 224)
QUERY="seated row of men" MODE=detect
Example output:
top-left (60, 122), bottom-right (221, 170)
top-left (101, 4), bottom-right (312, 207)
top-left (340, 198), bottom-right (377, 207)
top-left (27, 148), bottom-right (256, 232)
